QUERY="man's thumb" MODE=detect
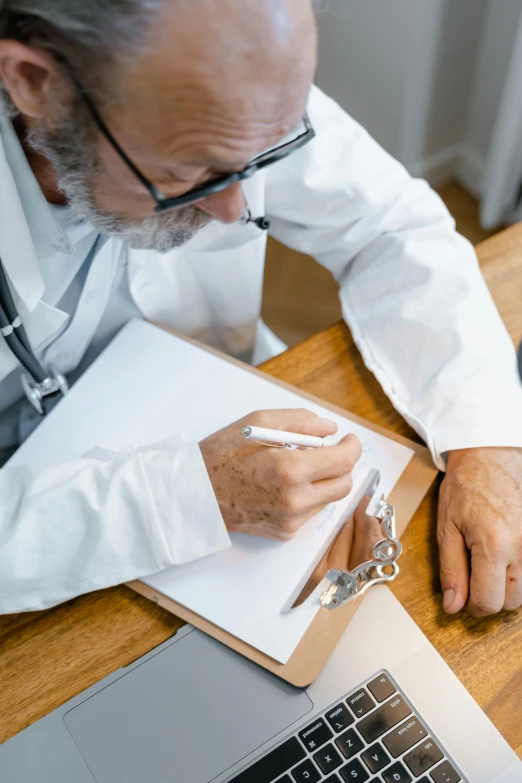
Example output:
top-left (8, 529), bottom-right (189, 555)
top-left (438, 521), bottom-right (469, 614)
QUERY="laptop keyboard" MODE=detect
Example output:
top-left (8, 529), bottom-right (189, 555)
top-left (228, 671), bottom-right (465, 783)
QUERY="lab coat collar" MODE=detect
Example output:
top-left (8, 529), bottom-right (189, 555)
top-left (0, 115), bottom-right (70, 312)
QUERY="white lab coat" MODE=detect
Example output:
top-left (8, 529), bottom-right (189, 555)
top-left (1, 86), bottom-right (522, 613)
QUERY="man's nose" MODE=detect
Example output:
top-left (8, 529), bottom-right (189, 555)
top-left (196, 182), bottom-right (246, 224)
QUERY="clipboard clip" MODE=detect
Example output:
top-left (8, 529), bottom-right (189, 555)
top-left (320, 495), bottom-right (402, 611)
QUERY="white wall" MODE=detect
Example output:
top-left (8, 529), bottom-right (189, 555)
top-left (315, 0), bottom-right (417, 161)
top-left (458, 0), bottom-right (522, 197)
top-left (315, 0), bottom-right (488, 186)
top-left (420, 0), bottom-right (488, 163)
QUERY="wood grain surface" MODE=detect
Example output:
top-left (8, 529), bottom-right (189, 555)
top-left (1, 227), bottom-right (521, 756)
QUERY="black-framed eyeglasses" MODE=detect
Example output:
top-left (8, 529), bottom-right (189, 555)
top-left (73, 80), bottom-right (316, 214)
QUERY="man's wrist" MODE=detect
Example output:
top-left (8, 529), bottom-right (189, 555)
top-left (446, 445), bottom-right (522, 470)
top-left (446, 448), bottom-right (473, 469)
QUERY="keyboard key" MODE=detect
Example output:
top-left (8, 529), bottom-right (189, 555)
top-left (340, 758), bottom-right (370, 782)
top-left (383, 716), bottom-right (428, 757)
top-left (367, 673), bottom-right (396, 703)
top-left (298, 718), bottom-right (333, 752)
top-left (229, 737), bottom-right (306, 783)
top-left (403, 738), bottom-right (443, 776)
top-left (276, 778), bottom-right (292, 783)
top-left (369, 780), bottom-right (383, 783)
top-left (347, 688), bottom-right (376, 718)
top-left (357, 696), bottom-right (412, 744)
top-left (324, 776), bottom-right (342, 783)
top-left (335, 728), bottom-right (364, 759)
top-left (313, 743), bottom-right (343, 775)
top-left (382, 761), bottom-right (412, 783)
top-left (291, 759), bottom-right (321, 783)
top-left (361, 743), bottom-right (391, 773)
top-left (326, 703), bottom-right (355, 732)
top-left (430, 760), bottom-right (461, 783)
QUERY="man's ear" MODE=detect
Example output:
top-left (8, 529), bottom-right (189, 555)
top-left (0, 40), bottom-right (61, 118)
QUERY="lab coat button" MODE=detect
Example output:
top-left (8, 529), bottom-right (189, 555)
top-left (52, 237), bottom-right (74, 254)
top-left (86, 290), bottom-right (98, 304)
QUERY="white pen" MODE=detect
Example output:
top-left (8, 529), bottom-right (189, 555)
top-left (242, 425), bottom-right (326, 449)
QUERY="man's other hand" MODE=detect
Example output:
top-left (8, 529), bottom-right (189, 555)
top-left (438, 447), bottom-right (522, 616)
top-left (200, 409), bottom-right (362, 541)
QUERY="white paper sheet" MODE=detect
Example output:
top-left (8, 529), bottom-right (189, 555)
top-left (10, 320), bottom-right (414, 663)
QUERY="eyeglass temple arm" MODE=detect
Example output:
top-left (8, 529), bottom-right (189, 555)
top-left (71, 77), bottom-right (165, 204)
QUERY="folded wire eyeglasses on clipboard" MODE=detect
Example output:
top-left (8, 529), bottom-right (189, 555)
top-left (320, 469), bottom-right (402, 611)
top-left (243, 427), bottom-right (403, 613)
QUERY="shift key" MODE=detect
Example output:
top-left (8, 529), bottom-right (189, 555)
top-left (357, 696), bottom-right (412, 744)
top-left (229, 737), bottom-right (305, 782)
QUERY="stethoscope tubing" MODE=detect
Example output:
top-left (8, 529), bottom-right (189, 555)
top-left (0, 262), bottom-right (32, 351)
top-left (0, 259), bottom-right (49, 384)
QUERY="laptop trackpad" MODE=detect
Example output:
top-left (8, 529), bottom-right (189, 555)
top-left (64, 630), bottom-right (313, 783)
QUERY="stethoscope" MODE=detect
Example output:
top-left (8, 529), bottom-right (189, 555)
top-left (0, 258), bottom-right (68, 415)
top-left (238, 206), bottom-right (271, 231)
top-left (0, 204), bottom-right (270, 417)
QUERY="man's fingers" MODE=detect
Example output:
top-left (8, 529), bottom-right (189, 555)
top-left (277, 511), bottom-right (317, 541)
top-left (304, 473), bottom-right (354, 509)
top-left (250, 408), bottom-right (338, 438)
top-left (467, 547), bottom-right (507, 616)
top-left (303, 434), bottom-right (363, 482)
top-left (349, 499), bottom-right (382, 570)
top-left (293, 514), bottom-right (356, 607)
top-left (327, 513), bottom-right (356, 571)
top-left (504, 563), bottom-right (522, 611)
top-left (437, 521), bottom-right (469, 614)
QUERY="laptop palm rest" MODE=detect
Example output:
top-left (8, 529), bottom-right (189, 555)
top-left (64, 629), bottom-right (313, 783)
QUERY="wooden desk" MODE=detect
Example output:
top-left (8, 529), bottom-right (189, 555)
top-left (1, 227), bottom-right (521, 756)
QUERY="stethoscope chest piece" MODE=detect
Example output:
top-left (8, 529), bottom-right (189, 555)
top-left (21, 365), bottom-right (69, 415)
top-left (0, 258), bottom-right (69, 416)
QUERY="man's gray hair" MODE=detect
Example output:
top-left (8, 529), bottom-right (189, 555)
top-left (0, 0), bottom-right (161, 114)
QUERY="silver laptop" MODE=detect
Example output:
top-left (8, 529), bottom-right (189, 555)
top-left (1, 584), bottom-right (520, 783)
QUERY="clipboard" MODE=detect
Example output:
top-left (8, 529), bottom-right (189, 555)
top-left (129, 327), bottom-right (438, 688)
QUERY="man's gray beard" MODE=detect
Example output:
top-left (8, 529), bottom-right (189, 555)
top-left (27, 112), bottom-right (211, 254)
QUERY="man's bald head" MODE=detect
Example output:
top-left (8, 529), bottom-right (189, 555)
top-left (0, 0), bottom-right (317, 250)
top-left (1, 0), bottom-right (316, 116)
top-left (111, 0), bottom-right (317, 175)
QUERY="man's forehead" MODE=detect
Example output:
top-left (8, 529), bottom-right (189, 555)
top-left (123, 104), bottom-right (308, 177)
top-left (115, 0), bottom-right (316, 109)
top-left (101, 0), bottom-right (316, 170)
top-left (168, 112), bottom-right (307, 170)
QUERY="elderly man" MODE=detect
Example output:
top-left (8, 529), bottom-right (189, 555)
top-left (0, 0), bottom-right (520, 617)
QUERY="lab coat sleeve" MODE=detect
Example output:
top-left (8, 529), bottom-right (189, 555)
top-left (0, 435), bottom-right (230, 613)
top-left (264, 86), bottom-right (522, 469)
